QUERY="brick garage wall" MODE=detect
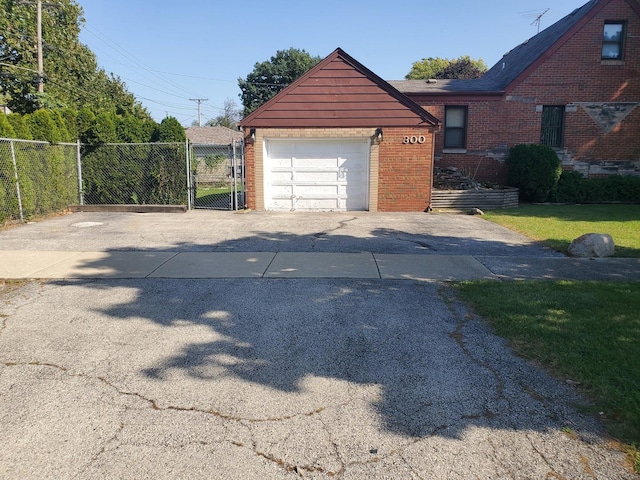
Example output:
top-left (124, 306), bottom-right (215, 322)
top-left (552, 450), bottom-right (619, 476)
top-left (243, 134), bottom-right (257, 210)
top-left (377, 127), bottom-right (435, 212)
top-left (243, 127), bottom-right (435, 212)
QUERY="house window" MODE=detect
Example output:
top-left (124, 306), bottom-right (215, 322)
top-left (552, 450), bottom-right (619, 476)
top-left (540, 106), bottom-right (564, 148)
top-left (602, 22), bottom-right (625, 60)
top-left (444, 106), bottom-right (467, 149)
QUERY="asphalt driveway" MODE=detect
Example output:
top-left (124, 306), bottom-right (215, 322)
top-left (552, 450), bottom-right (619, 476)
top-left (0, 211), bottom-right (636, 478)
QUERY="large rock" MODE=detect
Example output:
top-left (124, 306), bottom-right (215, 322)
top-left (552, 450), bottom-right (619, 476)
top-left (568, 233), bottom-right (615, 258)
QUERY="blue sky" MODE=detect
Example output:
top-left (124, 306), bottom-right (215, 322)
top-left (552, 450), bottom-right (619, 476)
top-left (78, 0), bottom-right (589, 125)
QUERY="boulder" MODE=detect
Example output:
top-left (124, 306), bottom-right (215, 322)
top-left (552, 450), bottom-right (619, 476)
top-left (568, 233), bottom-right (615, 258)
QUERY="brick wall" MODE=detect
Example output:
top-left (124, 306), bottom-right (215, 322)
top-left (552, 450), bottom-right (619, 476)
top-left (377, 127), bottom-right (434, 212)
top-left (413, 0), bottom-right (640, 181)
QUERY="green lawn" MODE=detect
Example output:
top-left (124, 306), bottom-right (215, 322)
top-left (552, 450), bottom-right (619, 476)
top-left (456, 203), bottom-right (640, 471)
top-left (482, 204), bottom-right (640, 257)
top-left (195, 185), bottom-right (244, 208)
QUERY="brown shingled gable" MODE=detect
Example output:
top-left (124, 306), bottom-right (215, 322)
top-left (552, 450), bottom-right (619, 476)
top-left (240, 48), bottom-right (439, 129)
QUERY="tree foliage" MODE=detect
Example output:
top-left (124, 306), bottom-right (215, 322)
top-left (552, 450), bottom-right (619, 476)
top-left (153, 116), bottom-right (185, 143)
top-left (406, 55), bottom-right (488, 80)
top-left (206, 98), bottom-right (241, 129)
top-left (0, 0), bottom-right (150, 118)
top-left (238, 48), bottom-right (322, 117)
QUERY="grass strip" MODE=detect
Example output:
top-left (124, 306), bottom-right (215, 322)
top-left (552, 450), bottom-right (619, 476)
top-left (483, 204), bottom-right (640, 257)
top-left (455, 280), bottom-right (640, 471)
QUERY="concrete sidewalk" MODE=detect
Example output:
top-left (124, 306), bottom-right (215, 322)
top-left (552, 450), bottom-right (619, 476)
top-left (1, 250), bottom-right (639, 281)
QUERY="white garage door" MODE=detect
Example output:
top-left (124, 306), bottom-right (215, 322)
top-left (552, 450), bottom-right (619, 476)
top-left (265, 140), bottom-right (369, 211)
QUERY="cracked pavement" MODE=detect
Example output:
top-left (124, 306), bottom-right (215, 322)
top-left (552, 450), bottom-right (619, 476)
top-left (0, 212), bottom-right (636, 478)
top-left (0, 278), bottom-right (634, 479)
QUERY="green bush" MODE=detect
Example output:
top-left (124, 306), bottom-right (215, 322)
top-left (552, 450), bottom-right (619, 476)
top-left (552, 171), bottom-right (587, 203)
top-left (84, 112), bottom-right (118, 145)
top-left (7, 113), bottom-right (32, 140)
top-left (25, 110), bottom-right (62, 143)
top-left (507, 144), bottom-right (562, 202)
top-left (551, 172), bottom-right (640, 203)
top-left (0, 114), bottom-right (16, 137)
top-left (76, 108), bottom-right (96, 143)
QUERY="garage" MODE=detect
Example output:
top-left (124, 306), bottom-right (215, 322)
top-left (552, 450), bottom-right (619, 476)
top-left (265, 139), bottom-right (369, 211)
top-left (240, 48), bottom-right (440, 212)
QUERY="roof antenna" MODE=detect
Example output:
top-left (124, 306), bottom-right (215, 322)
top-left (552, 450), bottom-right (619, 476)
top-left (530, 8), bottom-right (550, 34)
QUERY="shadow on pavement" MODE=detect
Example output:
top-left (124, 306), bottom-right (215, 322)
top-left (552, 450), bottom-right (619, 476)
top-left (46, 228), bottom-right (607, 443)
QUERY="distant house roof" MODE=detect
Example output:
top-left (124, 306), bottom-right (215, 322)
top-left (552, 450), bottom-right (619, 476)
top-left (185, 126), bottom-right (242, 144)
top-left (388, 78), bottom-right (503, 95)
top-left (392, 0), bottom-right (607, 96)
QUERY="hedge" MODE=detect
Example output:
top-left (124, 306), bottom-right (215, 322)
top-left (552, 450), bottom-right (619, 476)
top-left (551, 172), bottom-right (640, 203)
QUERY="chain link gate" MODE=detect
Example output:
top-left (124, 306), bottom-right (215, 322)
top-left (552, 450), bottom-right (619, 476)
top-left (190, 140), bottom-right (245, 210)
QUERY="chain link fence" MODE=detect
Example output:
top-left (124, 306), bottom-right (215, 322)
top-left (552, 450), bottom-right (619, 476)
top-left (191, 142), bottom-right (245, 210)
top-left (1, 139), bottom-right (245, 225)
top-left (1, 138), bottom-right (80, 224)
top-left (81, 142), bottom-right (189, 206)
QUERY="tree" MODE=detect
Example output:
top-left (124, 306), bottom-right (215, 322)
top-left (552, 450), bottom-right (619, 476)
top-left (205, 98), bottom-right (240, 129)
top-left (238, 48), bottom-right (322, 117)
top-left (0, 0), bottom-right (151, 118)
top-left (406, 55), bottom-right (488, 80)
top-left (153, 116), bottom-right (185, 143)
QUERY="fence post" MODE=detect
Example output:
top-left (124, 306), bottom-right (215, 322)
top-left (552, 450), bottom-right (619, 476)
top-left (9, 140), bottom-right (24, 222)
top-left (185, 139), bottom-right (192, 210)
top-left (76, 140), bottom-right (84, 205)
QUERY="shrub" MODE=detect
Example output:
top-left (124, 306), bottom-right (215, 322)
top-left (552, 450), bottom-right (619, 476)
top-left (25, 110), bottom-right (61, 143)
top-left (50, 110), bottom-right (72, 142)
top-left (0, 114), bottom-right (16, 137)
top-left (552, 171), bottom-right (587, 203)
top-left (76, 108), bottom-right (96, 143)
top-left (7, 114), bottom-right (32, 140)
top-left (507, 144), bottom-right (562, 202)
top-left (84, 112), bottom-right (118, 145)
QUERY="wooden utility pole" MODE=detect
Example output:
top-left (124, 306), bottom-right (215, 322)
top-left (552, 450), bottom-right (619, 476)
top-left (36, 0), bottom-right (43, 92)
top-left (19, 0), bottom-right (61, 94)
top-left (189, 98), bottom-right (208, 127)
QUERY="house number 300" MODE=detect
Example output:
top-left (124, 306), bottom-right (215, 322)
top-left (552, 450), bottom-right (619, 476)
top-left (403, 135), bottom-right (426, 144)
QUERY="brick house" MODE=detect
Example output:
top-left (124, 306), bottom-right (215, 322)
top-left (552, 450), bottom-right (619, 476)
top-left (239, 48), bottom-right (439, 212)
top-left (391, 0), bottom-right (640, 183)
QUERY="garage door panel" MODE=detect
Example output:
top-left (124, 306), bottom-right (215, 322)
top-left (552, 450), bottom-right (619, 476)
top-left (295, 157), bottom-right (339, 168)
top-left (294, 172), bottom-right (340, 182)
top-left (294, 198), bottom-right (341, 210)
top-left (271, 158), bottom-right (294, 169)
top-left (265, 140), bottom-right (369, 212)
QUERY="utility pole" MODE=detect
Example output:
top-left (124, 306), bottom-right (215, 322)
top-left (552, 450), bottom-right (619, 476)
top-left (19, 0), bottom-right (61, 95)
top-left (189, 98), bottom-right (208, 127)
top-left (36, 0), bottom-right (43, 93)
